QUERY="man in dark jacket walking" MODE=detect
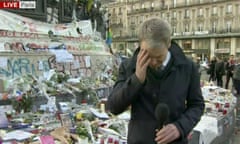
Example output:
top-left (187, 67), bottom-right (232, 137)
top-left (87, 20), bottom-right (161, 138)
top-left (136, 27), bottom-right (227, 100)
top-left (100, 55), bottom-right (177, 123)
top-left (225, 55), bottom-right (235, 89)
top-left (215, 56), bottom-right (225, 87)
top-left (107, 18), bottom-right (205, 144)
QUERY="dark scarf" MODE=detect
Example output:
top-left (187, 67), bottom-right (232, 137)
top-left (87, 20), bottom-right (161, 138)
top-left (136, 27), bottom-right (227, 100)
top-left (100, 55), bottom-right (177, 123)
top-left (147, 55), bottom-right (175, 82)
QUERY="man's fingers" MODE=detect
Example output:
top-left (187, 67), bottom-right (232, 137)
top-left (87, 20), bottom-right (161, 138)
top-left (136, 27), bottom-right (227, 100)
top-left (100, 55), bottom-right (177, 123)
top-left (155, 127), bottom-right (166, 142)
top-left (137, 49), bottom-right (146, 61)
top-left (157, 129), bottom-right (174, 144)
top-left (155, 124), bottom-right (180, 144)
top-left (135, 49), bottom-right (150, 83)
top-left (142, 58), bottom-right (151, 70)
top-left (139, 50), bottom-right (149, 67)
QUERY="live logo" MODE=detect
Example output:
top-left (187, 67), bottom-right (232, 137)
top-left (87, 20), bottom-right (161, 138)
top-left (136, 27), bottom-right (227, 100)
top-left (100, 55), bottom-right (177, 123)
top-left (0, 2), bottom-right (20, 9)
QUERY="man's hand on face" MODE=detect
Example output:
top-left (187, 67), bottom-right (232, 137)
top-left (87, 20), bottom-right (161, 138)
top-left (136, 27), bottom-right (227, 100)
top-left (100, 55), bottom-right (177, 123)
top-left (155, 124), bottom-right (180, 144)
top-left (135, 49), bottom-right (151, 83)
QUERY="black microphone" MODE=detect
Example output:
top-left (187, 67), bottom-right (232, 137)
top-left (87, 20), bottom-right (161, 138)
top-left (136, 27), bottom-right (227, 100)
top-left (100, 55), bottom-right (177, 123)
top-left (155, 103), bottom-right (169, 129)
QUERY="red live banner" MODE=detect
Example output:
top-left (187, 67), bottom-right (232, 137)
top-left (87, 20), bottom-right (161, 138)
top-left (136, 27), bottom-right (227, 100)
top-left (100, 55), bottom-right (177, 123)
top-left (0, 1), bottom-right (20, 9)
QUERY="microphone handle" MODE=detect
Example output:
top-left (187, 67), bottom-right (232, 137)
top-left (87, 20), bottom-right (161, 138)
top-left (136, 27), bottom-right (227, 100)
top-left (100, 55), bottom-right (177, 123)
top-left (157, 120), bottom-right (168, 130)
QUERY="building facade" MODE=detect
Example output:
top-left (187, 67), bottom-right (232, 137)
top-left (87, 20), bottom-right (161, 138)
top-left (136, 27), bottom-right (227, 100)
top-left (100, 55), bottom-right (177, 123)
top-left (107, 0), bottom-right (240, 61)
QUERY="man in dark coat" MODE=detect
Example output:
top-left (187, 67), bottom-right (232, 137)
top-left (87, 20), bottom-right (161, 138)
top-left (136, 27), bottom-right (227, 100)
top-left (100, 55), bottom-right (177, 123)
top-left (107, 18), bottom-right (205, 144)
top-left (208, 56), bottom-right (217, 82)
top-left (215, 56), bottom-right (225, 87)
top-left (225, 55), bottom-right (235, 89)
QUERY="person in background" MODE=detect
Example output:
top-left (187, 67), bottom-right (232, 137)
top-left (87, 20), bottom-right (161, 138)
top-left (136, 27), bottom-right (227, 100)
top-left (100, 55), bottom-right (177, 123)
top-left (4, 42), bottom-right (12, 51)
top-left (208, 56), bottom-right (217, 82)
top-left (215, 56), bottom-right (225, 87)
top-left (225, 55), bottom-right (235, 89)
top-left (193, 56), bottom-right (201, 77)
top-left (233, 57), bottom-right (240, 95)
top-left (107, 17), bottom-right (205, 144)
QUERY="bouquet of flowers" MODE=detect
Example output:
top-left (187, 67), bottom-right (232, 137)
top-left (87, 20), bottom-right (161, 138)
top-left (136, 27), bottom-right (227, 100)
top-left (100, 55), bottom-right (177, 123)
top-left (11, 91), bottom-right (33, 113)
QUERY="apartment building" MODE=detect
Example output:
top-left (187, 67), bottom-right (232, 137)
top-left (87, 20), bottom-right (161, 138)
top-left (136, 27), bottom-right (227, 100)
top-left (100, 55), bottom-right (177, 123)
top-left (106, 0), bottom-right (240, 60)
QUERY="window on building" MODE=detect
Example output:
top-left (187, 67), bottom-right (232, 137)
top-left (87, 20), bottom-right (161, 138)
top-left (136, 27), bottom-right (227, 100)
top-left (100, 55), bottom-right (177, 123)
top-left (185, 9), bottom-right (189, 18)
top-left (161, 0), bottom-right (165, 7)
top-left (142, 4), bottom-right (145, 9)
top-left (198, 23), bottom-right (203, 31)
top-left (226, 4), bottom-right (232, 13)
top-left (173, 26), bottom-right (177, 33)
top-left (217, 39), bottom-right (231, 49)
top-left (179, 11), bottom-right (182, 19)
top-left (199, 0), bottom-right (203, 4)
top-left (162, 13), bottom-right (165, 18)
top-left (119, 7), bottom-right (122, 15)
top-left (173, 0), bottom-right (177, 8)
top-left (173, 11), bottom-right (177, 18)
top-left (183, 40), bottom-right (192, 50)
top-left (36, 0), bottom-right (46, 13)
top-left (185, 24), bottom-right (189, 32)
top-left (185, 0), bottom-right (190, 5)
top-left (199, 8), bottom-right (203, 16)
top-left (119, 18), bottom-right (122, 24)
top-left (226, 21), bottom-right (231, 32)
top-left (212, 21), bottom-right (217, 32)
top-left (206, 8), bottom-right (209, 17)
top-left (151, 2), bottom-right (154, 8)
top-left (63, 0), bottom-right (73, 17)
top-left (140, 15), bottom-right (144, 23)
top-left (167, 13), bottom-right (170, 21)
top-left (131, 17), bottom-right (134, 24)
top-left (132, 29), bottom-right (134, 36)
top-left (238, 4), bottom-right (240, 15)
top-left (213, 6), bottom-right (217, 14)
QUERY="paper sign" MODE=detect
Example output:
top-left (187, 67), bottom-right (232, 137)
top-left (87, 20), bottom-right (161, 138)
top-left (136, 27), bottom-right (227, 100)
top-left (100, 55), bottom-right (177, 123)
top-left (89, 107), bottom-right (109, 119)
top-left (2, 130), bottom-right (34, 141)
top-left (38, 61), bottom-right (44, 70)
top-left (0, 57), bottom-right (8, 67)
top-left (50, 49), bottom-right (74, 63)
top-left (0, 110), bottom-right (9, 128)
top-left (40, 135), bottom-right (55, 144)
top-left (72, 60), bottom-right (80, 69)
top-left (84, 56), bottom-right (91, 68)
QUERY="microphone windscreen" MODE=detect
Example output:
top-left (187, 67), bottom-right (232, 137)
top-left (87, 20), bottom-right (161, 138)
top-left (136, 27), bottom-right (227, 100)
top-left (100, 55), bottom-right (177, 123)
top-left (155, 103), bottom-right (169, 128)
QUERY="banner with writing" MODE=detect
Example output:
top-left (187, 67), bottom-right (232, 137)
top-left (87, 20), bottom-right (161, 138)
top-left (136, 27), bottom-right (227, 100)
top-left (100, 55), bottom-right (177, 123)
top-left (0, 10), bottom-right (93, 37)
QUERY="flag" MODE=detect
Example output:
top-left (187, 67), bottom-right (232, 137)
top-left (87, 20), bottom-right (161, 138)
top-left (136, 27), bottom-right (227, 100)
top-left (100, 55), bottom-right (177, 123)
top-left (87, 0), bottom-right (94, 12)
top-left (106, 28), bottom-right (112, 45)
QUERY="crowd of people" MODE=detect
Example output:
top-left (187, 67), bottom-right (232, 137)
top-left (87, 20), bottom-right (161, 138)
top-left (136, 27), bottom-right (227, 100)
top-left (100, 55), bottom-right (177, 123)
top-left (205, 55), bottom-right (240, 95)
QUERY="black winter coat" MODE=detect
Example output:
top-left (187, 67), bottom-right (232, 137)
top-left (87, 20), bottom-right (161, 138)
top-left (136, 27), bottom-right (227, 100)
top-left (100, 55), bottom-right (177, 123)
top-left (107, 42), bottom-right (205, 144)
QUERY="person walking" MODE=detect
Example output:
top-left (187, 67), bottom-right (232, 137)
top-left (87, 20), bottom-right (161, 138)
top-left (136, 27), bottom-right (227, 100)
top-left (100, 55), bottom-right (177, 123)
top-left (107, 17), bottom-right (205, 144)
top-left (225, 55), bottom-right (235, 89)
top-left (208, 56), bottom-right (217, 82)
top-left (233, 57), bottom-right (240, 95)
top-left (215, 56), bottom-right (225, 87)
